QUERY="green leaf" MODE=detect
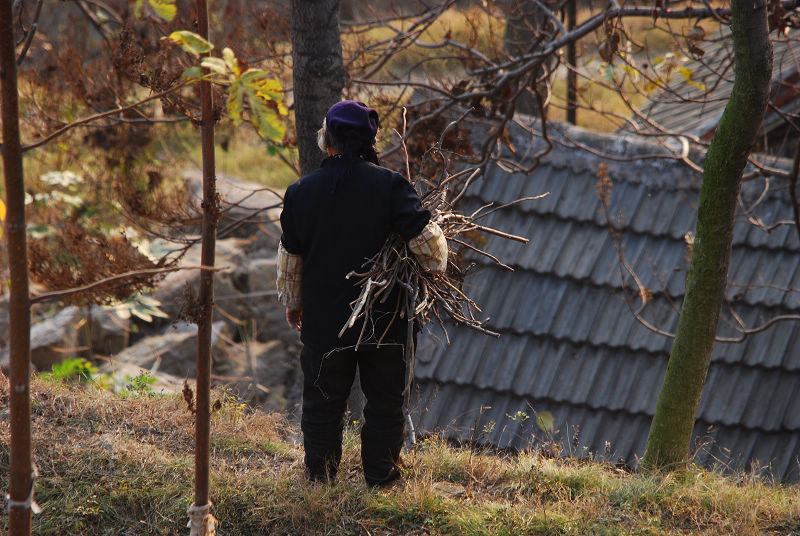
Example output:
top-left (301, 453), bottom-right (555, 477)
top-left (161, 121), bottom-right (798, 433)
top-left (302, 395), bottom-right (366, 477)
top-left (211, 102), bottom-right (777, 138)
top-left (134, 0), bottom-right (144, 19)
top-left (536, 411), bottom-right (554, 433)
top-left (137, 295), bottom-right (162, 308)
top-left (27, 222), bottom-right (54, 239)
top-left (603, 64), bottom-right (616, 84)
top-left (39, 170), bottom-right (83, 187)
top-left (182, 66), bottom-right (204, 79)
top-left (162, 31), bottom-right (213, 57)
top-left (250, 100), bottom-right (286, 142)
top-left (130, 307), bottom-right (153, 323)
top-left (241, 70), bottom-right (283, 101)
top-left (200, 57), bottom-right (228, 75)
top-left (227, 80), bottom-right (245, 124)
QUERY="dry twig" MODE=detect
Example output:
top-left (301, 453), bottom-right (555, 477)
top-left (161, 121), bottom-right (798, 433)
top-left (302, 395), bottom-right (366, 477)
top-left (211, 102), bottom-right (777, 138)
top-left (341, 130), bottom-right (546, 347)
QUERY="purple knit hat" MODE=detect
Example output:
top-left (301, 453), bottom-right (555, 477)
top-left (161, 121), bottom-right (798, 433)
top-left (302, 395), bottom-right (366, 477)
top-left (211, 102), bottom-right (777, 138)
top-left (325, 100), bottom-right (379, 143)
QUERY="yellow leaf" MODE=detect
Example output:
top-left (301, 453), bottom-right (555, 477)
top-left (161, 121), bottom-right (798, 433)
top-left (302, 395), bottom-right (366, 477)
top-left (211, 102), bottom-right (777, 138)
top-left (686, 79), bottom-right (707, 91)
top-left (148, 0), bottom-right (176, 22)
top-left (162, 31), bottom-right (213, 56)
top-left (249, 90), bottom-right (286, 142)
top-left (0, 198), bottom-right (6, 222)
top-left (227, 81), bottom-right (245, 124)
top-left (621, 65), bottom-right (639, 77)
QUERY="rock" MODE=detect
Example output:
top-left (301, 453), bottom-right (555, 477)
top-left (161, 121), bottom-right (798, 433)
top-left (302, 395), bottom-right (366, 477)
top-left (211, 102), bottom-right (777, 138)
top-left (149, 238), bottom-right (248, 335)
top-left (183, 170), bottom-right (283, 247)
top-left (28, 307), bottom-right (82, 370)
top-left (236, 257), bottom-right (293, 344)
top-left (247, 258), bottom-right (278, 295)
top-left (80, 307), bottom-right (130, 357)
top-left (102, 321), bottom-right (227, 378)
top-left (432, 481), bottom-right (466, 499)
top-left (99, 362), bottom-right (184, 394)
top-left (213, 339), bottom-right (300, 411)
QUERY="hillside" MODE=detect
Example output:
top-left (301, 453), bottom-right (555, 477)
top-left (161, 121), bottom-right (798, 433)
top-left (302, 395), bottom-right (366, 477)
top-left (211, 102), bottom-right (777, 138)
top-left (1, 377), bottom-right (799, 536)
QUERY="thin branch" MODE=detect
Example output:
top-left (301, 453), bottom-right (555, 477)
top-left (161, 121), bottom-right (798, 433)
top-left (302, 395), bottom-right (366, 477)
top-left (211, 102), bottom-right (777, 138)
top-left (21, 79), bottom-right (198, 153)
top-left (30, 265), bottom-right (224, 304)
top-left (789, 139), bottom-right (800, 242)
top-left (15, 0), bottom-right (41, 65)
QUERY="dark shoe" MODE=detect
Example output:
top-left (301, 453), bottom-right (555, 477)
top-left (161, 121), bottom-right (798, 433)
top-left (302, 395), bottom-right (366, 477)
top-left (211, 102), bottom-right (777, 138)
top-left (306, 466), bottom-right (335, 484)
top-left (365, 456), bottom-right (403, 488)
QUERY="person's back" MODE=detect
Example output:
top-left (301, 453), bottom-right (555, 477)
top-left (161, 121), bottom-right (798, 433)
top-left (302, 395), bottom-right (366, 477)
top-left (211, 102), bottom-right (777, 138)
top-left (277, 100), bottom-right (447, 486)
top-left (281, 157), bottom-right (429, 350)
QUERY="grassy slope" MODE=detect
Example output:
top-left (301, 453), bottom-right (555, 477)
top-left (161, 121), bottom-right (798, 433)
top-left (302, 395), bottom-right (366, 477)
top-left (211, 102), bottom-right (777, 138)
top-left (1, 378), bottom-right (798, 536)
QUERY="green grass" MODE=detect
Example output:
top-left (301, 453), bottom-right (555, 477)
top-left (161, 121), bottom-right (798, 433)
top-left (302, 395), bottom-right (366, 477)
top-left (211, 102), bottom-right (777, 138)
top-left (1, 377), bottom-right (798, 535)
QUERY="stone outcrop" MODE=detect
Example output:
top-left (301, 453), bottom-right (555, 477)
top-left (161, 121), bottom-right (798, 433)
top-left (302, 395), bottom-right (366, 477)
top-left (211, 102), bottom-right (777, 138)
top-left (4, 172), bottom-right (303, 415)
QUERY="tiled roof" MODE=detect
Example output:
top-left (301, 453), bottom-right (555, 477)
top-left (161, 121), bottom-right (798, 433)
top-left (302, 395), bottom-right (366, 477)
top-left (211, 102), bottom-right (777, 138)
top-left (630, 29), bottom-right (800, 139)
top-left (412, 124), bottom-right (800, 481)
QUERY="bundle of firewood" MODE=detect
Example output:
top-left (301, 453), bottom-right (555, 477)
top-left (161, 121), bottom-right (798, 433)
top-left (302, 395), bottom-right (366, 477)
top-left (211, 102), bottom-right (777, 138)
top-left (340, 168), bottom-right (543, 348)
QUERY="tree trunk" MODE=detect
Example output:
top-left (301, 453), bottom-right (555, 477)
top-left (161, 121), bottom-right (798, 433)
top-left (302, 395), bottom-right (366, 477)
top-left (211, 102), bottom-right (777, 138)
top-left (290, 0), bottom-right (345, 176)
top-left (1, 2), bottom-right (34, 534)
top-left (642, 0), bottom-right (772, 471)
top-left (190, 0), bottom-right (217, 534)
top-left (502, 0), bottom-right (558, 116)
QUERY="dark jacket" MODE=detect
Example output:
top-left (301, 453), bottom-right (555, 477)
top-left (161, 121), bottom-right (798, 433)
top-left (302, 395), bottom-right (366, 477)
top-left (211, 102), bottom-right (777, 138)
top-left (280, 156), bottom-right (430, 352)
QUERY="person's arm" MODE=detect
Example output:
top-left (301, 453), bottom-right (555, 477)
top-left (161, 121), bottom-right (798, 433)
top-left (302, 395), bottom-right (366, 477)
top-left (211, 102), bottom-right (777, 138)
top-left (277, 185), bottom-right (304, 330)
top-left (408, 220), bottom-right (448, 273)
top-left (277, 241), bottom-right (303, 329)
top-left (389, 174), bottom-right (448, 273)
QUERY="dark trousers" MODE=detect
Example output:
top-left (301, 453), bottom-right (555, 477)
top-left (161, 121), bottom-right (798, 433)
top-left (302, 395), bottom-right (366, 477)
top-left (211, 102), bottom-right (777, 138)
top-left (300, 344), bottom-right (406, 485)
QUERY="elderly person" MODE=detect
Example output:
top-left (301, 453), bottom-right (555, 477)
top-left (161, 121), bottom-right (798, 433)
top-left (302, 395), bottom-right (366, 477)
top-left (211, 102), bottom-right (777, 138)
top-left (277, 100), bottom-right (447, 486)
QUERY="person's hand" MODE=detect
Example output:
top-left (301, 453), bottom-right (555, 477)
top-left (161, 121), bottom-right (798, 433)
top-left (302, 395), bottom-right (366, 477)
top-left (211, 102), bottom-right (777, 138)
top-left (286, 308), bottom-right (303, 331)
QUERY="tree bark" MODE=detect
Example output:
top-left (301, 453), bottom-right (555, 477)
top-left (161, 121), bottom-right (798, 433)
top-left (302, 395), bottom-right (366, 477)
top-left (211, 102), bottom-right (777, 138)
top-left (502, 0), bottom-right (559, 115)
top-left (1, 1), bottom-right (34, 534)
top-left (191, 0), bottom-right (217, 534)
top-left (290, 0), bottom-right (345, 176)
top-left (642, 0), bottom-right (772, 470)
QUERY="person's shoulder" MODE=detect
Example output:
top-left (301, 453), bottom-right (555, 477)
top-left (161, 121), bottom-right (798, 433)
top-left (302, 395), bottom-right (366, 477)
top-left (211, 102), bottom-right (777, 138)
top-left (359, 161), bottom-right (405, 183)
top-left (287, 166), bottom-right (328, 195)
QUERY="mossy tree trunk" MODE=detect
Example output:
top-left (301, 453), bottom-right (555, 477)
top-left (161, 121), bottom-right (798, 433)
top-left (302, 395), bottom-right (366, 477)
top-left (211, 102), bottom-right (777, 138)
top-left (290, 0), bottom-right (345, 176)
top-left (642, 0), bottom-right (773, 470)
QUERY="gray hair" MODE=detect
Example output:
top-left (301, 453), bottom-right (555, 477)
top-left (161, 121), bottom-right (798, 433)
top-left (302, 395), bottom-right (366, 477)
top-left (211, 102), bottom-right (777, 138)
top-left (316, 118), bottom-right (327, 152)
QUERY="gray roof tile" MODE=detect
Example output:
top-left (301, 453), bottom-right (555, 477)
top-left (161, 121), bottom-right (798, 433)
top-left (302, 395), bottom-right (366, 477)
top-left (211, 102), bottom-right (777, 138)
top-left (414, 125), bottom-right (800, 481)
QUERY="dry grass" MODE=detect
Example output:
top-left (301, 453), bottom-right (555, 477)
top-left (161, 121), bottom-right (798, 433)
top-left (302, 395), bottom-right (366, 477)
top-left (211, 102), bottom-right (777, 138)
top-left (1, 377), bottom-right (799, 535)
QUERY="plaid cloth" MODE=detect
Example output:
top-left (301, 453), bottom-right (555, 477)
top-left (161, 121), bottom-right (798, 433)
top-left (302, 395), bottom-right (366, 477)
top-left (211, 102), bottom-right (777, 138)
top-left (408, 221), bottom-right (448, 273)
top-left (277, 241), bottom-right (303, 310)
